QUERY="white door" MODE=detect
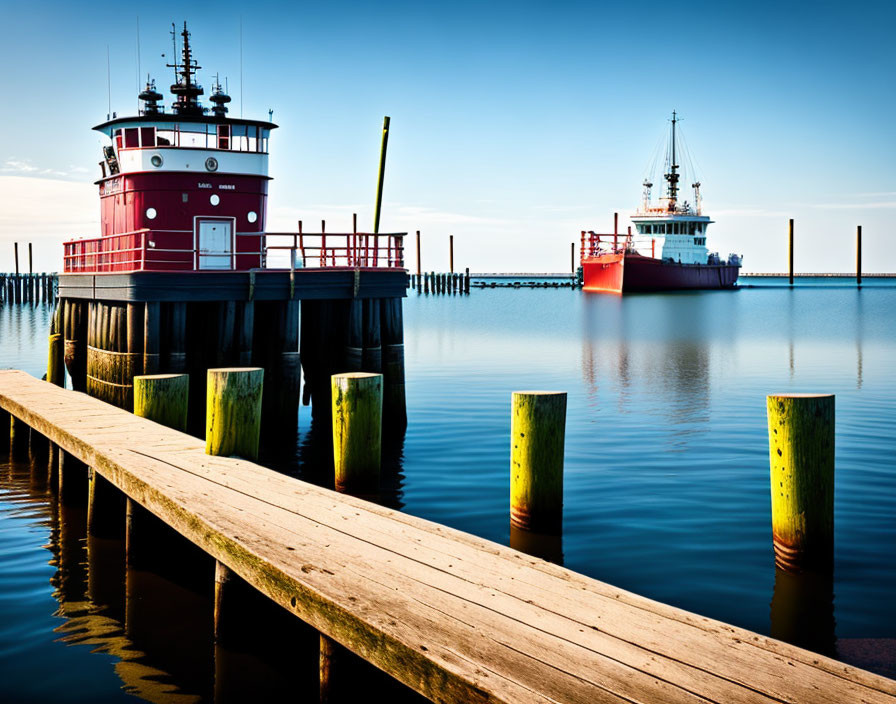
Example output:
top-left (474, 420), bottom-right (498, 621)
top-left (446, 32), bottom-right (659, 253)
top-left (198, 220), bottom-right (233, 270)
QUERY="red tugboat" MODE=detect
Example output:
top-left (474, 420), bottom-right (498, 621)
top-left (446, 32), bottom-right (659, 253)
top-left (580, 112), bottom-right (741, 293)
top-left (64, 23), bottom-right (273, 272)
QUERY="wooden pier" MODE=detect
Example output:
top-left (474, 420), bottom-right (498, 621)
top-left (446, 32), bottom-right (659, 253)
top-left (2, 370), bottom-right (895, 703)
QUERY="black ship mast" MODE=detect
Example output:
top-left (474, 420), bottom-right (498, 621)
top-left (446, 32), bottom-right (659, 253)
top-left (664, 110), bottom-right (680, 205)
top-left (168, 22), bottom-right (205, 116)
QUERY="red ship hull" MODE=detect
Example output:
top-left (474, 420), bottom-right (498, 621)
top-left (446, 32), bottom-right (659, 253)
top-left (582, 252), bottom-right (739, 293)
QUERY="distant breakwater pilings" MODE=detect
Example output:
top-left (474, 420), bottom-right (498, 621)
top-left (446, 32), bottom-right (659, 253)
top-left (409, 269), bottom-right (472, 295)
top-left (1, 272), bottom-right (58, 304)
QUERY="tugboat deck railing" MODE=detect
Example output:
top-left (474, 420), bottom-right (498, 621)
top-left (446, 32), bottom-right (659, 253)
top-left (63, 230), bottom-right (406, 273)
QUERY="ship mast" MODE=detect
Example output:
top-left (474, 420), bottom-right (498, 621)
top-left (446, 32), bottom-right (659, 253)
top-left (168, 22), bottom-right (205, 116)
top-left (664, 110), bottom-right (680, 206)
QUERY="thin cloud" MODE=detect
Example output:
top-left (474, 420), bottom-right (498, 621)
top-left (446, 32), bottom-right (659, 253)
top-left (1, 157), bottom-right (80, 179)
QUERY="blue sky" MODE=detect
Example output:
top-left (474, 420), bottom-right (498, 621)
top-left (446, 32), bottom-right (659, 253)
top-left (1, 0), bottom-right (893, 272)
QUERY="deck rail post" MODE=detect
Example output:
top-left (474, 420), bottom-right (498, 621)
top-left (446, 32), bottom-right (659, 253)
top-left (510, 391), bottom-right (567, 534)
top-left (767, 393), bottom-right (835, 571)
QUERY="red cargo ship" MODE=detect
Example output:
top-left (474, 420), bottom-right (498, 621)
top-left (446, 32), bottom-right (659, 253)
top-left (580, 112), bottom-right (741, 293)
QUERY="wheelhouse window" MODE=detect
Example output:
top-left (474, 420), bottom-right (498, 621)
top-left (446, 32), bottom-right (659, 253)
top-left (217, 125), bottom-right (231, 150)
top-left (124, 128), bottom-right (139, 148)
top-left (114, 129), bottom-right (123, 150)
top-left (140, 127), bottom-right (155, 147)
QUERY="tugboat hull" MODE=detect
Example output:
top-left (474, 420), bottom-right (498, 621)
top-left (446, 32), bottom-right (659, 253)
top-left (582, 253), bottom-right (739, 293)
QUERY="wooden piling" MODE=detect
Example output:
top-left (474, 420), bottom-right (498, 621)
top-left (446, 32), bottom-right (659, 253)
top-left (510, 391), bottom-right (567, 534)
top-left (344, 300), bottom-right (363, 372)
top-left (63, 299), bottom-right (87, 391)
top-left (423, 272), bottom-right (429, 294)
top-left (361, 299), bottom-right (382, 373)
top-left (788, 219), bottom-right (794, 286)
top-left (206, 368), bottom-right (264, 460)
top-left (237, 301), bottom-right (255, 366)
top-left (373, 116), bottom-right (391, 235)
top-left (134, 374), bottom-right (190, 432)
top-left (87, 467), bottom-right (124, 538)
top-left (380, 298), bottom-right (407, 430)
top-left (10, 415), bottom-right (29, 460)
top-left (331, 372), bottom-right (382, 494)
top-left (856, 225), bottom-right (862, 287)
top-left (416, 230), bottom-right (422, 289)
top-left (143, 301), bottom-right (160, 374)
top-left (58, 450), bottom-right (88, 506)
top-left (450, 235), bottom-right (454, 274)
top-left (47, 333), bottom-right (65, 386)
top-left (766, 393), bottom-right (835, 571)
top-left (465, 267), bottom-right (471, 294)
top-left (169, 302), bottom-right (188, 373)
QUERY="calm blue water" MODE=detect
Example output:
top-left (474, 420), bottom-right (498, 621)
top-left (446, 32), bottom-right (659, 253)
top-left (2, 278), bottom-right (896, 700)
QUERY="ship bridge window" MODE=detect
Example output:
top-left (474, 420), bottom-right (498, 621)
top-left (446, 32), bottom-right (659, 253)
top-left (124, 128), bottom-right (139, 148)
top-left (140, 127), bottom-right (155, 148)
top-left (114, 129), bottom-right (123, 150)
top-left (217, 125), bottom-right (231, 150)
top-left (689, 223), bottom-right (696, 235)
top-left (156, 130), bottom-right (174, 146)
top-left (180, 129), bottom-right (207, 148)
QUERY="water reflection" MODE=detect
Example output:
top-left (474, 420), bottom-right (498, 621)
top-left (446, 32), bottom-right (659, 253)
top-left (580, 293), bottom-right (712, 427)
top-left (770, 566), bottom-right (836, 657)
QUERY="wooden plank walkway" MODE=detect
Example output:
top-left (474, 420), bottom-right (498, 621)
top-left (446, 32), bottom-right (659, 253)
top-left (2, 369), bottom-right (895, 704)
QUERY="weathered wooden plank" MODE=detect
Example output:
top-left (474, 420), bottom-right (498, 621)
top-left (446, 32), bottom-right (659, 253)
top-left (1, 370), bottom-right (894, 704)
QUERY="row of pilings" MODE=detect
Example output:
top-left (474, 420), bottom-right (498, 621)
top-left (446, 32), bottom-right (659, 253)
top-left (408, 269), bottom-right (471, 295)
top-left (54, 296), bottom-right (407, 449)
top-left (1, 273), bottom-right (57, 305)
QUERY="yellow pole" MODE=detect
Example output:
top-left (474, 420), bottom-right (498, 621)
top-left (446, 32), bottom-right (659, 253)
top-left (135, 373), bottom-right (190, 432)
top-left (767, 393), bottom-right (835, 571)
top-left (510, 391), bottom-right (566, 534)
top-left (331, 372), bottom-right (382, 494)
top-left (206, 368), bottom-right (264, 460)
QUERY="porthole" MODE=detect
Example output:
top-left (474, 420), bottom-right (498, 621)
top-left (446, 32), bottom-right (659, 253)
top-left (210, 194), bottom-right (220, 206)
top-left (205, 156), bottom-right (219, 172)
top-left (247, 211), bottom-right (258, 223)
top-left (150, 154), bottom-right (163, 168)
top-left (146, 207), bottom-right (157, 220)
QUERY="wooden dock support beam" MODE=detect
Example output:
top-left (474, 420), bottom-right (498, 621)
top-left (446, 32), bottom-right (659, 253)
top-left (134, 374), bottom-right (190, 432)
top-left (766, 393), bottom-right (835, 571)
top-left (10, 415), bottom-right (29, 460)
top-left (510, 391), bottom-right (567, 534)
top-left (206, 368), bottom-right (264, 461)
top-left (331, 372), bottom-right (382, 495)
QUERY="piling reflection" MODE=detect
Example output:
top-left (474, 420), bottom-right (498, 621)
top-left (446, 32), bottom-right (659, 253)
top-left (770, 566), bottom-right (836, 657)
top-left (509, 524), bottom-right (564, 565)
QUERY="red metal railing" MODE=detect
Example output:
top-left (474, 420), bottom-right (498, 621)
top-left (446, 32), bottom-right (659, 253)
top-left (265, 230), bottom-right (406, 269)
top-left (580, 230), bottom-right (657, 264)
top-left (64, 227), bottom-right (406, 273)
top-left (64, 230), bottom-right (149, 272)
